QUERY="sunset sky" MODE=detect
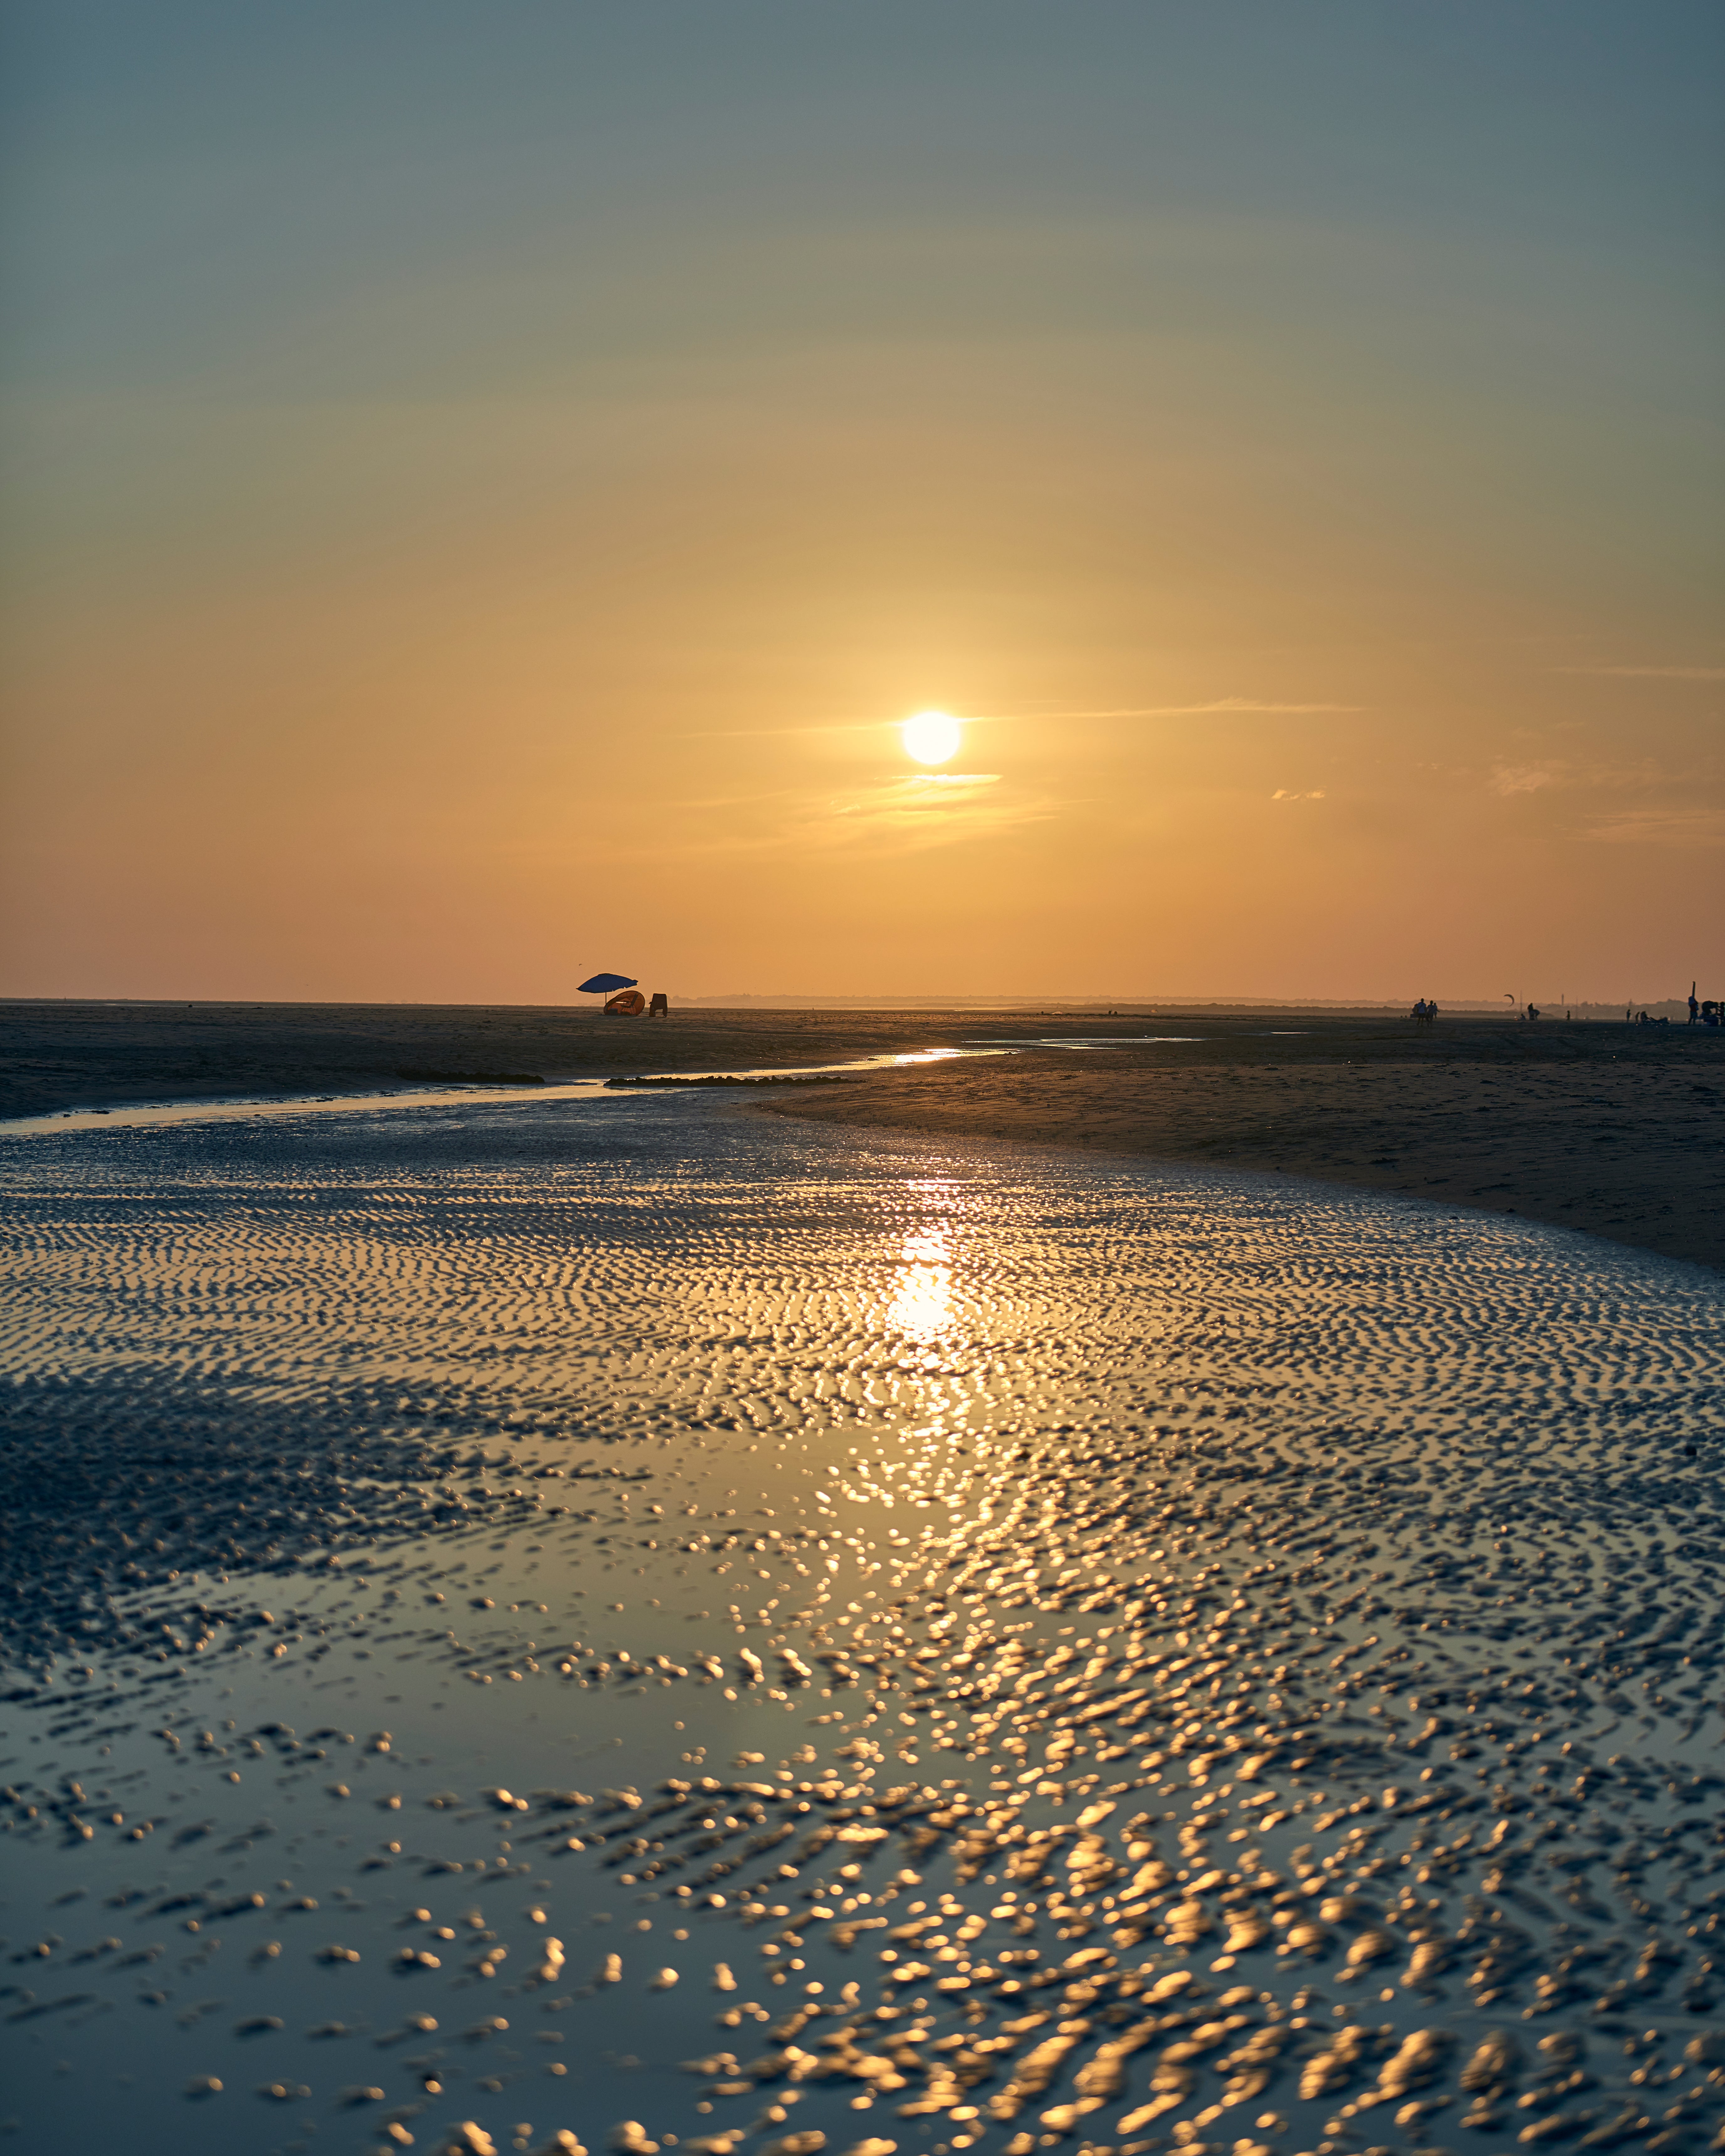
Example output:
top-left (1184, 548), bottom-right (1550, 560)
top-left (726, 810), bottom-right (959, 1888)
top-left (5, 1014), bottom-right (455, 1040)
top-left (3, 2), bottom-right (1720, 1005)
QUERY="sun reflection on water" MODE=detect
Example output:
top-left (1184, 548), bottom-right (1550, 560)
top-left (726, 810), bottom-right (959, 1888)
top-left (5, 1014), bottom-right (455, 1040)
top-left (886, 1225), bottom-right (955, 1338)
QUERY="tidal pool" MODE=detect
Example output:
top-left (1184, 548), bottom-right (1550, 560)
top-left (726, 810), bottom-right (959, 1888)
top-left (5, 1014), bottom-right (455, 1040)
top-left (1, 1092), bottom-right (1722, 2156)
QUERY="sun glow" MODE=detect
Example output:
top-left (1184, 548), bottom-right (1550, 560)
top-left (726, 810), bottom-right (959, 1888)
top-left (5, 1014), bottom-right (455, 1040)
top-left (901, 709), bottom-right (962, 764)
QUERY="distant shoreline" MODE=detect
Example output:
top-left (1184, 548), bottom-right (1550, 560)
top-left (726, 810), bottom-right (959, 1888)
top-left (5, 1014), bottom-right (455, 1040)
top-left (1, 992), bottom-right (1700, 1018)
top-left (8, 997), bottom-right (1635, 1122)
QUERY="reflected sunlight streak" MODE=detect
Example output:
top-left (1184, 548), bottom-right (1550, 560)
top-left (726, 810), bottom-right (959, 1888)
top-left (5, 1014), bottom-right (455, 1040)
top-left (886, 1226), bottom-right (956, 1339)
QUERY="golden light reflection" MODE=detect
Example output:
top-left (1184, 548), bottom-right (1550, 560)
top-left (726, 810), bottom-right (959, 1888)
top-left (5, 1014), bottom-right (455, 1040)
top-left (886, 1227), bottom-right (955, 1338)
top-left (901, 709), bottom-right (962, 764)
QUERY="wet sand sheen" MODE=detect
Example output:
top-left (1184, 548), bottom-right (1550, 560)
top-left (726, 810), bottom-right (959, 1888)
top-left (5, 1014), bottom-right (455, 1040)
top-left (762, 1020), bottom-right (1725, 1273)
top-left (1, 1090), bottom-right (1722, 2156)
top-left (10, 1000), bottom-right (1718, 1264)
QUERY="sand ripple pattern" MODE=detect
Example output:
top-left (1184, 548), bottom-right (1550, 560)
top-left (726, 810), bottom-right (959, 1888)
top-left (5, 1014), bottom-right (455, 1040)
top-left (2, 1096), bottom-right (1723, 2155)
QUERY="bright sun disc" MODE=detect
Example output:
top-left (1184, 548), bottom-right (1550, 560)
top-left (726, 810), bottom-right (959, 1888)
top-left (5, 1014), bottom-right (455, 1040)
top-left (902, 709), bottom-right (962, 764)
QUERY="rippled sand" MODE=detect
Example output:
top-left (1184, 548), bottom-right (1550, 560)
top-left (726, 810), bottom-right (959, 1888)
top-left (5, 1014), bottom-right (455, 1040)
top-left (765, 1027), bottom-right (1725, 1273)
top-left (2, 1092), bottom-right (1722, 2156)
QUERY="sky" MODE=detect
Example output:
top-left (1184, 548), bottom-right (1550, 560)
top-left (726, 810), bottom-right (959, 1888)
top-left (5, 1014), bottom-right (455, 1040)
top-left (2, 1), bottom-right (1720, 1006)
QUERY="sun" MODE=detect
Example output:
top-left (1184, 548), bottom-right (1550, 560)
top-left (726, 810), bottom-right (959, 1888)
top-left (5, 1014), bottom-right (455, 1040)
top-left (902, 709), bottom-right (962, 764)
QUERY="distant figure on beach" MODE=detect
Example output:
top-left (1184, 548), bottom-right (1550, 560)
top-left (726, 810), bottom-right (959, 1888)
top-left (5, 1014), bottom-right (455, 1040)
top-left (1526, 1003), bottom-right (1541, 1021)
top-left (1410, 998), bottom-right (1438, 1025)
top-left (1690, 983), bottom-right (1700, 1025)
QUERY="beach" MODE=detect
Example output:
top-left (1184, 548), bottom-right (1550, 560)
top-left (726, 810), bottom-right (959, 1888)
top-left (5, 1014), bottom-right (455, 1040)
top-left (2, 1076), bottom-right (1723, 2153)
top-left (9, 4), bottom-right (1718, 2148)
top-left (765, 1014), bottom-right (1725, 1273)
top-left (0, 998), bottom-right (1126, 1121)
top-left (9, 1001), bottom-right (1721, 1273)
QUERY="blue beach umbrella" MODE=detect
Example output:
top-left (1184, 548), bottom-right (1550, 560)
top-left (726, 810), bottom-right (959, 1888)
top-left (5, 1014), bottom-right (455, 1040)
top-left (578, 972), bottom-right (637, 997)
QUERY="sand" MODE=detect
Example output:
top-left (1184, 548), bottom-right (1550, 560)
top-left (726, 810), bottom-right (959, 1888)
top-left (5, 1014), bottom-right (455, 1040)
top-left (3, 1088), bottom-right (1724, 2150)
top-left (10, 1000), bottom-right (1720, 1271)
top-left (763, 1013), bottom-right (1725, 1272)
top-left (0, 999), bottom-right (1125, 1120)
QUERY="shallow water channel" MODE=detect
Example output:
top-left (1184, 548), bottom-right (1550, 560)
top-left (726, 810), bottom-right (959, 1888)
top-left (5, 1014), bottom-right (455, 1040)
top-left (2, 1091), bottom-right (1722, 2156)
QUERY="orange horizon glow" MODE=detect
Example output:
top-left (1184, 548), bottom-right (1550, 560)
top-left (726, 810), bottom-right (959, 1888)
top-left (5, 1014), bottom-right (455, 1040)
top-left (1, 7), bottom-right (1718, 1008)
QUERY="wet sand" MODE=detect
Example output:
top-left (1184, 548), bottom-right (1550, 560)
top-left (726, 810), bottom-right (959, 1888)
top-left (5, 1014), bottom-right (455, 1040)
top-left (3, 1090), bottom-right (1725, 2155)
top-left (12, 1002), bottom-right (1722, 1271)
top-left (0, 1000), bottom-right (1108, 1121)
top-left (764, 1016), bottom-right (1725, 1272)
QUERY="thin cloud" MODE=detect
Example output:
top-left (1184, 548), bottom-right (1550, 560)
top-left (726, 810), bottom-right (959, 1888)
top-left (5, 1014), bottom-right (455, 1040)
top-left (1492, 765), bottom-right (1558, 796)
top-left (677, 719), bottom-right (900, 742)
top-left (576, 771), bottom-right (1051, 862)
top-left (1270, 788), bottom-right (1326, 801)
top-left (678, 697), bottom-right (1361, 741)
top-left (662, 785), bottom-right (801, 811)
top-left (1578, 807), bottom-right (1723, 847)
top-left (1555, 665), bottom-right (1725, 681)
top-left (977, 699), bottom-right (1361, 719)
top-left (825, 771), bottom-right (1051, 848)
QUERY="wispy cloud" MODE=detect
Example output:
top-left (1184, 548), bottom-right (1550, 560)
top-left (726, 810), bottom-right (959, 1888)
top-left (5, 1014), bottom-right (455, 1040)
top-left (662, 786), bottom-right (801, 812)
top-left (678, 697), bottom-right (1361, 742)
top-left (1270, 788), bottom-right (1326, 801)
top-left (1578, 807), bottom-right (1723, 847)
top-left (825, 772), bottom-right (1050, 848)
top-left (576, 771), bottom-right (1050, 864)
top-left (1555, 665), bottom-right (1725, 681)
top-left (1003, 699), bottom-right (1360, 719)
top-left (1492, 764), bottom-right (1558, 795)
top-left (677, 719), bottom-right (901, 742)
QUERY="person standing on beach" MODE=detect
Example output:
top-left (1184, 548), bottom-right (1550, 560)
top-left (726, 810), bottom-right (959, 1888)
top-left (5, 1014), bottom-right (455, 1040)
top-left (1690, 983), bottom-right (1700, 1025)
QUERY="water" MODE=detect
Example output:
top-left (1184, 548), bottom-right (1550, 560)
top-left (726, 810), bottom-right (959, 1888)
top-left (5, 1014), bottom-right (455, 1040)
top-left (2, 1088), bottom-right (1722, 2156)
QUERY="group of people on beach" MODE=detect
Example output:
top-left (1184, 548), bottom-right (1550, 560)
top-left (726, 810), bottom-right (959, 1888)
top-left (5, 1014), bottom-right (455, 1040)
top-left (1409, 995), bottom-right (1719, 1026)
top-left (1626, 995), bottom-right (1717, 1026)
